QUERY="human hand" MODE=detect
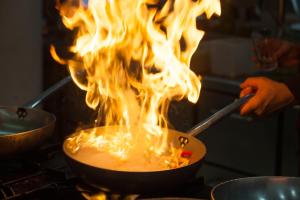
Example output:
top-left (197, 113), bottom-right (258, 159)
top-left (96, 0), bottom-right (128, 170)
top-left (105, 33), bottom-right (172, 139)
top-left (239, 77), bottom-right (295, 116)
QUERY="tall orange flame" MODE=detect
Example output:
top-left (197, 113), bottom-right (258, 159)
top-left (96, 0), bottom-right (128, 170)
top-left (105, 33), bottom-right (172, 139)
top-left (53, 0), bottom-right (220, 165)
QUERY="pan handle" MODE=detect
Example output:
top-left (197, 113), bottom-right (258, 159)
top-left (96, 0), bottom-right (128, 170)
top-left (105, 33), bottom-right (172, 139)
top-left (188, 94), bottom-right (254, 137)
top-left (23, 76), bottom-right (72, 109)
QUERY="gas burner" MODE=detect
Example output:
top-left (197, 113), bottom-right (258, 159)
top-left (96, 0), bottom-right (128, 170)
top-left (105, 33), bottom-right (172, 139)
top-left (139, 198), bottom-right (207, 200)
top-left (75, 177), bottom-right (211, 200)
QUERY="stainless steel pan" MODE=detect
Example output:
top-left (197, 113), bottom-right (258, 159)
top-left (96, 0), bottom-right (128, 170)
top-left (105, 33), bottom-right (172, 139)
top-left (0, 76), bottom-right (71, 158)
top-left (64, 127), bottom-right (206, 193)
top-left (63, 95), bottom-right (253, 193)
top-left (211, 176), bottom-right (300, 200)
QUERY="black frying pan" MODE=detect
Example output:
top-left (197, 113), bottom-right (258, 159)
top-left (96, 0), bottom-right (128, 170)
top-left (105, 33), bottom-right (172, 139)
top-left (0, 76), bottom-right (72, 158)
top-left (63, 95), bottom-right (253, 193)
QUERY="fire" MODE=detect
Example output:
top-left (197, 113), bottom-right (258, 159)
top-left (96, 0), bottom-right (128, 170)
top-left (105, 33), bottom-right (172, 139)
top-left (53, 0), bottom-right (220, 167)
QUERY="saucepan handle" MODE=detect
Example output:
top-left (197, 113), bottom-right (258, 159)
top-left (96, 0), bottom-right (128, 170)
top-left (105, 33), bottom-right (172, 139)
top-left (23, 76), bottom-right (72, 109)
top-left (188, 94), bottom-right (254, 137)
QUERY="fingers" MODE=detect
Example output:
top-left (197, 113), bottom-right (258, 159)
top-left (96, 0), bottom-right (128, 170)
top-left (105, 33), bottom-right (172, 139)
top-left (240, 77), bottom-right (263, 89)
top-left (239, 77), bottom-right (293, 116)
top-left (240, 79), bottom-right (259, 115)
top-left (240, 92), bottom-right (269, 116)
top-left (240, 97), bottom-right (259, 116)
top-left (239, 77), bottom-right (270, 116)
top-left (240, 78), bottom-right (256, 89)
top-left (240, 87), bottom-right (253, 97)
top-left (239, 72), bottom-right (297, 116)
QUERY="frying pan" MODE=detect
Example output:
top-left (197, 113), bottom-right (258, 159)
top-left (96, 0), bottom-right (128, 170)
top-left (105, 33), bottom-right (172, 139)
top-left (211, 176), bottom-right (300, 200)
top-left (63, 94), bottom-right (253, 193)
top-left (0, 76), bottom-right (72, 158)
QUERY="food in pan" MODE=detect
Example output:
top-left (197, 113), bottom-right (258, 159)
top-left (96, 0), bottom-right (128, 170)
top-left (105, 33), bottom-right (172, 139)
top-left (67, 145), bottom-right (191, 172)
top-left (65, 126), bottom-right (192, 172)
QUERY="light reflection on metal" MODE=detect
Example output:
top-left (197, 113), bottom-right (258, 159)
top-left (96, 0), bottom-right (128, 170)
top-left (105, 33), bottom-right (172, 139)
top-left (258, 196), bottom-right (266, 200)
top-left (291, 188), bottom-right (297, 197)
top-left (279, 192), bottom-right (285, 200)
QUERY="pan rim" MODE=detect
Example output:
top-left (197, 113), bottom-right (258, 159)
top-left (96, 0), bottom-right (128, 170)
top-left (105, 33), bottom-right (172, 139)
top-left (0, 106), bottom-right (56, 138)
top-left (63, 126), bottom-right (207, 173)
top-left (64, 147), bottom-right (206, 174)
top-left (63, 146), bottom-right (206, 174)
top-left (210, 176), bottom-right (300, 199)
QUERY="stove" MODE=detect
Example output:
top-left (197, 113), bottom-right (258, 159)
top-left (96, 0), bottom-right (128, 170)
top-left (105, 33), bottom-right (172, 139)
top-left (0, 143), bottom-right (211, 200)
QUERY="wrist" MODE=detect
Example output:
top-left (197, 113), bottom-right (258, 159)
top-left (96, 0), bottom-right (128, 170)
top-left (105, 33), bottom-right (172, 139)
top-left (281, 83), bottom-right (296, 105)
top-left (285, 74), bottom-right (300, 104)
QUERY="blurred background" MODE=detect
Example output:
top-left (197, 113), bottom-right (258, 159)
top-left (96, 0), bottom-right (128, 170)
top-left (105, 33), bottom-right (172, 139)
top-left (0, 0), bottom-right (300, 186)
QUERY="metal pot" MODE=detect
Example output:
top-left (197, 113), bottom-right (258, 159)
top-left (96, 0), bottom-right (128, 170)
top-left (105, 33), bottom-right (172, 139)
top-left (0, 76), bottom-right (72, 158)
top-left (211, 176), bottom-right (300, 200)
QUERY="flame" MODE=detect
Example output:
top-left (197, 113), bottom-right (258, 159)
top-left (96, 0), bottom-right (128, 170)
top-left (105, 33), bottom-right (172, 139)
top-left (54, 0), bottom-right (220, 165)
